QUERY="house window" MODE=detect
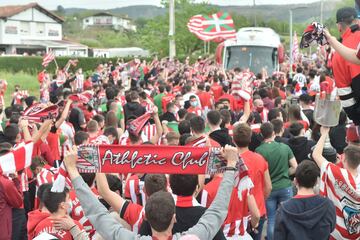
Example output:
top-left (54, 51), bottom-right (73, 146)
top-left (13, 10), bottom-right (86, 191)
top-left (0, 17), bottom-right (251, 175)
top-left (20, 22), bottom-right (30, 35)
top-left (36, 23), bottom-right (45, 36)
top-left (86, 19), bottom-right (89, 23)
top-left (5, 26), bottom-right (17, 34)
top-left (48, 29), bottom-right (59, 36)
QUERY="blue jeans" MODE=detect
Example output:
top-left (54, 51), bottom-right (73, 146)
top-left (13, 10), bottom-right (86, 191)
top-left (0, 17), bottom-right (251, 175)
top-left (266, 187), bottom-right (293, 240)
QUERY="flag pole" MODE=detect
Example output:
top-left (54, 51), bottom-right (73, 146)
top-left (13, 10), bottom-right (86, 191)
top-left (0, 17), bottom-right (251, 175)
top-left (53, 57), bottom-right (59, 70)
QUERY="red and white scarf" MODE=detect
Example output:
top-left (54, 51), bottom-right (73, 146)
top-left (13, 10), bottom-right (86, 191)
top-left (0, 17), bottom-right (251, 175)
top-left (22, 104), bottom-right (59, 123)
top-left (0, 141), bottom-right (33, 174)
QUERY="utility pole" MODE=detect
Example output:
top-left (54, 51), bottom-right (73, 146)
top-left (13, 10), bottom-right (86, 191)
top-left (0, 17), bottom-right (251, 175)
top-left (169, 0), bottom-right (176, 59)
top-left (253, 0), bottom-right (257, 27)
top-left (320, 0), bottom-right (324, 24)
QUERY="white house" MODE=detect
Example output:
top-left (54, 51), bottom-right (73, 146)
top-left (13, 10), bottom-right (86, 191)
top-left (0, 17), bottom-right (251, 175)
top-left (82, 12), bottom-right (137, 32)
top-left (0, 2), bottom-right (88, 56)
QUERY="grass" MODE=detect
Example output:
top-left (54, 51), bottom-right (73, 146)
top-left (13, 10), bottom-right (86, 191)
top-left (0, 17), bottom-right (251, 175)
top-left (0, 71), bottom-right (39, 107)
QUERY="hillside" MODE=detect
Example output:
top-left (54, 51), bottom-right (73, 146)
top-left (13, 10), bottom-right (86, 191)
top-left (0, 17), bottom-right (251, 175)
top-left (62, 1), bottom-right (339, 23)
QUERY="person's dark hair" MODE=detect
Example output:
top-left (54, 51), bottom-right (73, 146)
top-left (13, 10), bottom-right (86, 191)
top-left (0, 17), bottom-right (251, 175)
top-left (197, 83), bottom-right (205, 91)
top-left (0, 142), bottom-right (12, 156)
top-left (189, 116), bottom-right (205, 134)
top-left (288, 104), bottom-right (302, 121)
top-left (4, 124), bottom-right (19, 143)
top-left (274, 96), bottom-right (282, 107)
top-left (9, 114), bottom-right (20, 124)
top-left (25, 96), bottom-right (37, 108)
top-left (37, 183), bottom-right (52, 203)
top-left (129, 91), bottom-right (139, 101)
top-left (145, 191), bottom-right (175, 232)
top-left (233, 123), bottom-right (252, 148)
top-left (289, 122), bottom-right (304, 137)
top-left (74, 131), bottom-right (89, 145)
top-left (207, 110), bottom-right (221, 126)
top-left (42, 185), bottom-right (69, 213)
top-left (299, 94), bottom-right (312, 105)
top-left (93, 114), bottom-right (105, 125)
top-left (219, 109), bottom-right (231, 126)
top-left (166, 102), bottom-right (175, 112)
top-left (268, 108), bottom-right (281, 122)
top-left (4, 106), bottom-right (12, 119)
top-left (30, 156), bottom-right (46, 172)
top-left (271, 119), bottom-right (284, 135)
top-left (178, 120), bottom-right (191, 135)
top-left (184, 112), bottom-right (197, 121)
top-left (222, 85), bottom-right (229, 93)
top-left (258, 88), bottom-right (269, 99)
top-left (106, 174), bottom-right (122, 193)
top-left (344, 145), bottom-right (360, 169)
top-left (179, 133), bottom-right (191, 146)
top-left (80, 173), bottom-right (96, 187)
top-left (260, 122), bottom-right (274, 139)
top-left (165, 85), bottom-right (172, 93)
top-left (170, 174), bottom-right (198, 196)
top-left (106, 87), bottom-right (118, 100)
top-left (158, 85), bottom-right (165, 93)
top-left (184, 85), bottom-right (192, 93)
top-left (189, 95), bottom-right (197, 101)
top-left (144, 174), bottom-right (167, 196)
top-left (295, 160), bottom-right (320, 188)
top-left (104, 126), bottom-right (119, 140)
top-left (177, 109), bottom-right (187, 120)
top-left (296, 66), bottom-right (303, 73)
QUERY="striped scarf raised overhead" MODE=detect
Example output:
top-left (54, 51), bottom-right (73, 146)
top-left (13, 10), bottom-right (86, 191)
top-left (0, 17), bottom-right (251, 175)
top-left (0, 141), bottom-right (33, 174)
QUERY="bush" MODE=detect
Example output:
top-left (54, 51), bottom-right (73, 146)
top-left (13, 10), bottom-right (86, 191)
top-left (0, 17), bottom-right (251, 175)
top-left (0, 56), bottom-right (152, 75)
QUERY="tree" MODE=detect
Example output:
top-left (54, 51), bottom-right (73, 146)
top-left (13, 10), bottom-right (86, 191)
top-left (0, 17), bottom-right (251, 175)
top-left (56, 5), bottom-right (65, 16)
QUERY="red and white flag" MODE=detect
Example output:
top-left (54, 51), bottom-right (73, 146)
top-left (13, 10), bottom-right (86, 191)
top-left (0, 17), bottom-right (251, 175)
top-left (0, 142), bottom-right (33, 174)
top-left (42, 51), bottom-right (55, 67)
top-left (292, 31), bottom-right (300, 62)
top-left (187, 12), bottom-right (236, 42)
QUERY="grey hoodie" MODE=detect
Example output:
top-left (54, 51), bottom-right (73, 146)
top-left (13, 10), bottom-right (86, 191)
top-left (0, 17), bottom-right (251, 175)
top-left (72, 171), bottom-right (235, 240)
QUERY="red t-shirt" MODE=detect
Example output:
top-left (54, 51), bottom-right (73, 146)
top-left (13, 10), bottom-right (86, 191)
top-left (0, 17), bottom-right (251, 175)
top-left (241, 150), bottom-right (268, 216)
top-left (120, 201), bottom-right (144, 233)
top-left (161, 93), bottom-right (175, 113)
top-left (69, 188), bottom-right (98, 237)
top-left (211, 83), bottom-right (223, 101)
top-left (197, 91), bottom-right (212, 109)
top-left (332, 27), bottom-right (360, 89)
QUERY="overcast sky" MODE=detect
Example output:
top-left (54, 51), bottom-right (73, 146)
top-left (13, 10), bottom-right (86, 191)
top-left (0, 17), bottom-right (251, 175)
top-left (0, 0), bottom-right (322, 10)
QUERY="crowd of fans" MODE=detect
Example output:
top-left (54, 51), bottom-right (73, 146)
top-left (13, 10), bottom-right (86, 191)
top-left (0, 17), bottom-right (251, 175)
top-left (1, 6), bottom-right (360, 240)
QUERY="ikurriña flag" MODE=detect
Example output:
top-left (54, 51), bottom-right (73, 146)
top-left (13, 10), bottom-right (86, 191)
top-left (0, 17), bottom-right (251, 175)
top-left (187, 12), bottom-right (236, 42)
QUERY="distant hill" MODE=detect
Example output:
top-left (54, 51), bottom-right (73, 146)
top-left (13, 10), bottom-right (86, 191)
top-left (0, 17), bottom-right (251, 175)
top-left (62, 1), bottom-right (339, 23)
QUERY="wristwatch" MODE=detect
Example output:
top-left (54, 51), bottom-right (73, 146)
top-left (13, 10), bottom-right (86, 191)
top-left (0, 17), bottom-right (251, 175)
top-left (224, 166), bottom-right (237, 172)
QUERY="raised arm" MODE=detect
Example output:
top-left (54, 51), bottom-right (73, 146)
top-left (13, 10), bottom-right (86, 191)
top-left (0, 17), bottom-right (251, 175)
top-left (324, 29), bottom-right (360, 65)
top-left (55, 99), bottom-right (72, 129)
top-left (64, 146), bottom-right (137, 240)
top-left (312, 126), bottom-right (330, 168)
top-left (96, 173), bottom-right (125, 213)
top-left (150, 106), bottom-right (163, 145)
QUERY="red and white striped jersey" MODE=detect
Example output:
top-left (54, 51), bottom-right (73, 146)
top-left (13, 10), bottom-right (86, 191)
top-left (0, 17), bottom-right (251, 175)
top-left (187, 107), bottom-right (202, 116)
top-left (320, 161), bottom-right (360, 239)
top-left (260, 108), bottom-right (269, 123)
top-left (125, 175), bottom-right (146, 206)
top-left (75, 74), bottom-right (84, 90)
top-left (120, 201), bottom-right (145, 233)
top-left (201, 175), bottom-right (251, 237)
top-left (36, 167), bottom-right (55, 187)
top-left (69, 188), bottom-right (98, 237)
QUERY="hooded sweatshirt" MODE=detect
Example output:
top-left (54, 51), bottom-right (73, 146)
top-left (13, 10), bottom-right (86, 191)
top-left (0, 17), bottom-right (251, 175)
top-left (287, 137), bottom-right (316, 164)
top-left (123, 102), bottom-right (146, 123)
top-left (209, 128), bottom-right (234, 147)
top-left (274, 195), bottom-right (336, 240)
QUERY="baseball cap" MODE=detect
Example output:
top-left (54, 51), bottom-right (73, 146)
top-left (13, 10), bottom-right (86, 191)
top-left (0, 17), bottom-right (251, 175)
top-left (346, 124), bottom-right (360, 143)
top-left (336, 7), bottom-right (357, 23)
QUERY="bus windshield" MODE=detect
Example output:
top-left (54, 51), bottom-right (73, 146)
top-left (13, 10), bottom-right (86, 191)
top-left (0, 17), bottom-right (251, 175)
top-left (224, 46), bottom-right (277, 74)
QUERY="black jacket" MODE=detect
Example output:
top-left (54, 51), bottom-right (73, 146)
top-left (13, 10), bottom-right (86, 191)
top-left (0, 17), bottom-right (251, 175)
top-left (274, 195), bottom-right (336, 240)
top-left (209, 128), bottom-right (234, 147)
top-left (123, 102), bottom-right (146, 123)
top-left (287, 136), bottom-right (316, 164)
top-left (160, 112), bottom-right (177, 123)
top-left (139, 206), bottom-right (226, 240)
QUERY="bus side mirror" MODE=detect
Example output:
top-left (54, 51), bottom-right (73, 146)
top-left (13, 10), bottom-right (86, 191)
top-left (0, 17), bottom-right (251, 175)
top-left (278, 44), bottom-right (285, 64)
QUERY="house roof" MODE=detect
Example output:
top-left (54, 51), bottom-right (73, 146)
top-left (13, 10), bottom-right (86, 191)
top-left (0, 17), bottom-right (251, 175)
top-left (85, 11), bottom-right (131, 20)
top-left (0, 2), bottom-right (64, 23)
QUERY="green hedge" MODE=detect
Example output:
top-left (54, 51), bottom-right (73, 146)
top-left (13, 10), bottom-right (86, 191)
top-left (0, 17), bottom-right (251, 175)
top-left (0, 56), bottom-right (152, 75)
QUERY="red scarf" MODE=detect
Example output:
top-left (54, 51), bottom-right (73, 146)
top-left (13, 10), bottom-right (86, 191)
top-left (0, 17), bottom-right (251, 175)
top-left (173, 195), bottom-right (200, 208)
top-left (0, 141), bottom-right (33, 174)
top-left (22, 104), bottom-right (59, 123)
